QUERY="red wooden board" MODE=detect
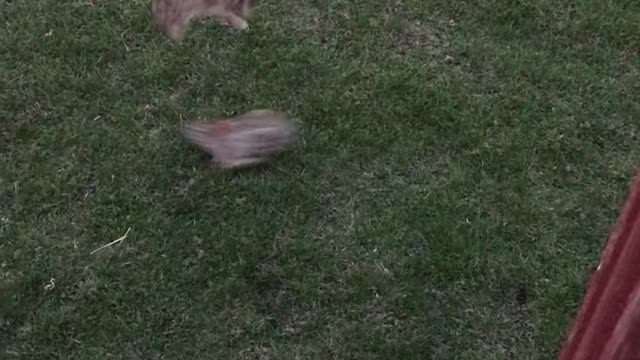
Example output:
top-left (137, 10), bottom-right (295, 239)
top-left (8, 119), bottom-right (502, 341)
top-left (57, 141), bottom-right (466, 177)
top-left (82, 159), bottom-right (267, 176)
top-left (559, 169), bottom-right (640, 359)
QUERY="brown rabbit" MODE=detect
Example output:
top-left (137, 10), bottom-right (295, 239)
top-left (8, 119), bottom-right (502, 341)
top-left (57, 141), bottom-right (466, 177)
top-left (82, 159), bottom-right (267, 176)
top-left (151, 0), bottom-right (258, 41)
top-left (181, 110), bottom-right (297, 169)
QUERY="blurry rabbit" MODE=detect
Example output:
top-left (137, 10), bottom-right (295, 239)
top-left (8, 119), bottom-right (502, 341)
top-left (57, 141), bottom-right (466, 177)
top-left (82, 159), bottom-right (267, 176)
top-left (151, 0), bottom-right (257, 41)
top-left (181, 110), bottom-right (297, 169)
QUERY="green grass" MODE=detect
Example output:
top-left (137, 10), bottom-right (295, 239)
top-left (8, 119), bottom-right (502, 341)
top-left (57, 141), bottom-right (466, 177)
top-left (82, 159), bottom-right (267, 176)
top-left (1, 0), bottom-right (639, 358)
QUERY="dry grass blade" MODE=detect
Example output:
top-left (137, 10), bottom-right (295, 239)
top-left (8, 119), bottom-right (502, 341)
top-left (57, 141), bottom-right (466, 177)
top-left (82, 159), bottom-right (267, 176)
top-left (90, 227), bottom-right (132, 255)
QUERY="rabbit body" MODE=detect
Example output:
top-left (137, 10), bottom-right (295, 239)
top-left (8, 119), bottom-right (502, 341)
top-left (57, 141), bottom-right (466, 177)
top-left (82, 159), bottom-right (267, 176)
top-left (151, 0), bottom-right (257, 40)
top-left (181, 110), bottom-right (296, 169)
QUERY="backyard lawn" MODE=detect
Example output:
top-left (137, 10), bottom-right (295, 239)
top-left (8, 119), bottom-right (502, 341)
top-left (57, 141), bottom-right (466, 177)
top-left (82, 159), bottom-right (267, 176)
top-left (1, 0), bottom-right (639, 358)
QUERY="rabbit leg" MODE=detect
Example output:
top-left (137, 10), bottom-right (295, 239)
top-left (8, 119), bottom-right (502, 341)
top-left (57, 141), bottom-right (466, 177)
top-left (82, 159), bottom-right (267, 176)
top-left (166, 22), bottom-right (186, 41)
top-left (190, 6), bottom-right (247, 30)
top-left (218, 13), bottom-right (248, 30)
top-left (218, 157), bottom-right (265, 169)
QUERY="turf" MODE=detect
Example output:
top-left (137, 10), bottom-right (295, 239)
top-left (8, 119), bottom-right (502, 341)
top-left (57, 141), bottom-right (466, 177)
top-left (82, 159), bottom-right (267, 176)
top-left (1, 0), bottom-right (639, 358)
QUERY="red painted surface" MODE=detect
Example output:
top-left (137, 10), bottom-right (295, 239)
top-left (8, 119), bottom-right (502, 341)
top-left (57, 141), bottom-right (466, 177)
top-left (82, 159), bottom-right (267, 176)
top-left (558, 170), bottom-right (640, 360)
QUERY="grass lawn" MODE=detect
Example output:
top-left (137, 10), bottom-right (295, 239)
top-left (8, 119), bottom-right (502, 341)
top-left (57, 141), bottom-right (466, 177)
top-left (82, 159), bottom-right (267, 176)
top-left (1, 0), bottom-right (639, 358)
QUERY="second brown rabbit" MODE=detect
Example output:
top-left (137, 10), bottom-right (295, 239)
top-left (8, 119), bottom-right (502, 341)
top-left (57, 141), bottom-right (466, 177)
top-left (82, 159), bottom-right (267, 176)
top-left (151, 0), bottom-right (257, 41)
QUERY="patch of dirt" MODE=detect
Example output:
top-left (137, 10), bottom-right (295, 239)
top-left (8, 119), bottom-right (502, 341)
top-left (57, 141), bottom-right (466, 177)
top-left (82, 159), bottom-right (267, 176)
top-left (391, 20), bottom-right (451, 58)
top-left (379, 0), bottom-right (454, 61)
top-left (253, 260), bottom-right (309, 338)
top-left (502, 282), bottom-right (531, 330)
top-left (405, 148), bottom-right (451, 184)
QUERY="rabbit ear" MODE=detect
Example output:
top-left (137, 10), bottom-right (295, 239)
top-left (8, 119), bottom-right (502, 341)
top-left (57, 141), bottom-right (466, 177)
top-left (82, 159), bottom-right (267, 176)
top-left (212, 120), bottom-right (233, 134)
top-left (239, 109), bottom-right (272, 118)
top-left (181, 119), bottom-right (234, 153)
top-left (182, 120), bottom-right (231, 135)
top-left (181, 123), bottom-right (215, 148)
top-left (238, 109), bottom-right (287, 121)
